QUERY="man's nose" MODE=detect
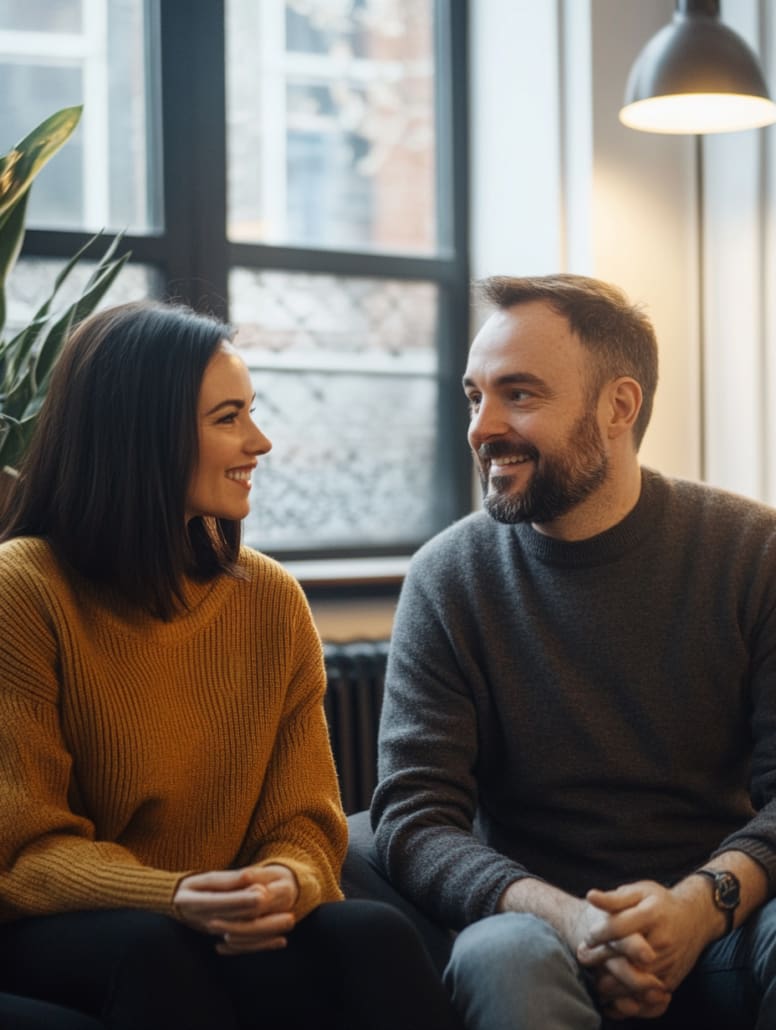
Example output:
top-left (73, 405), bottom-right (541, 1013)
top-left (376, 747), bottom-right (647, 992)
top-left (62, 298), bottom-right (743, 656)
top-left (468, 398), bottom-right (508, 449)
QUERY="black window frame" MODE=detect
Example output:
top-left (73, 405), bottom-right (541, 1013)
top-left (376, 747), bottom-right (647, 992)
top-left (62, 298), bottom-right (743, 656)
top-left (20, 0), bottom-right (471, 573)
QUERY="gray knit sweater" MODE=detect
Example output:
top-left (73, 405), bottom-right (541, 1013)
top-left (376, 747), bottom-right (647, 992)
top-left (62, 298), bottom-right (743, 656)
top-left (372, 468), bottom-right (776, 931)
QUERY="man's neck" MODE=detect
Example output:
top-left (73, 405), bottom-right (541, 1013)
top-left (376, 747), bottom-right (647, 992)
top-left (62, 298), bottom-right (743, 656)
top-left (532, 461), bottom-right (643, 543)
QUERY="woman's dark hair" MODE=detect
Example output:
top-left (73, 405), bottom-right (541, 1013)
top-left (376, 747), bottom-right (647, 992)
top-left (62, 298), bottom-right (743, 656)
top-left (477, 274), bottom-right (659, 449)
top-left (0, 300), bottom-right (239, 618)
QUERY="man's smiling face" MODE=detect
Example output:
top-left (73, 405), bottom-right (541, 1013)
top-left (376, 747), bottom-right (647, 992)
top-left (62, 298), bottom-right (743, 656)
top-left (463, 300), bottom-right (610, 530)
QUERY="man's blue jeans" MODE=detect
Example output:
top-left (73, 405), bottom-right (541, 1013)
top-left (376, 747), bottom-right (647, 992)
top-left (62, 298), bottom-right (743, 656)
top-left (444, 899), bottom-right (776, 1029)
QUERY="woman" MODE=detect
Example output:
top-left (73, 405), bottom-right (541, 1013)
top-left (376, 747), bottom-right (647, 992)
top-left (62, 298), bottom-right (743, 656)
top-left (0, 301), bottom-right (462, 1030)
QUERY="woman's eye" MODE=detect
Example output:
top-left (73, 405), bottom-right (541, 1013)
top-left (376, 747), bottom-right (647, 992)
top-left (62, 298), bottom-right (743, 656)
top-left (218, 412), bottom-right (238, 424)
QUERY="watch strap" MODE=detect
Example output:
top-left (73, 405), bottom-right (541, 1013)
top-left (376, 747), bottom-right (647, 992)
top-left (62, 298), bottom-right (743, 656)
top-left (692, 868), bottom-right (738, 936)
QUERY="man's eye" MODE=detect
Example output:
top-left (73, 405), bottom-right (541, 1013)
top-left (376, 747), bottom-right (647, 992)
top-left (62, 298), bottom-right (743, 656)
top-left (466, 396), bottom-right (481, 413)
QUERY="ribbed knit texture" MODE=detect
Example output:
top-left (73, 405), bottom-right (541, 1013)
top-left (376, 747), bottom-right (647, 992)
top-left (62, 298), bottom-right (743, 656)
top-left (0, 537), bottom-right (346, 923)
top-left (373, 468), bottom-right (776, 930)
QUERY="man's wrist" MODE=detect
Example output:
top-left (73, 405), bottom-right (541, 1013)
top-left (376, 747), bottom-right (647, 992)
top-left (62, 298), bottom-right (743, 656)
top-left (690, 869), bottom-right (740, 937)
top-left (673, 870), bottom-right (735, 944)
top-left (498, 877), bottom-right (586, 947)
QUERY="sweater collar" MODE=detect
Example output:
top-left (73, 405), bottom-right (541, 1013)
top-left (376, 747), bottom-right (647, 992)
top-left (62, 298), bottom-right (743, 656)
top-left (512, 467), bottom-right (664, 567)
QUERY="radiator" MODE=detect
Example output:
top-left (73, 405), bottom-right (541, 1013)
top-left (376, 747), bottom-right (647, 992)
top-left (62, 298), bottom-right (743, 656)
top-left (323, 639), bottom-right (389, 815)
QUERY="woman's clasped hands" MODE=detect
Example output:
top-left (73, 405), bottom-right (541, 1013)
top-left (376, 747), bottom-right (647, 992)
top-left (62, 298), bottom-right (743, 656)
top-left (173, 864), bottom-right (300, 954)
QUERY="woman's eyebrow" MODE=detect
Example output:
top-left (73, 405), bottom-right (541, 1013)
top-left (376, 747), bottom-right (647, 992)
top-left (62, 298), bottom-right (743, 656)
top-left (203, 392), bottom-right (256, 417)
top-left (203, 398), bottom-right (245, 416)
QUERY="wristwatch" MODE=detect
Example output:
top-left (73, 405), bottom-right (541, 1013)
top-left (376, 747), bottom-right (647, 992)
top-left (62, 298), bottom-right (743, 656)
top-left (692, 869), bottom-right (741, 935)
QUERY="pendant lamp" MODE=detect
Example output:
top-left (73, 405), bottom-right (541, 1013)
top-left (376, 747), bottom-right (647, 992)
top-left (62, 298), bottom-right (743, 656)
top-left (619, 0), bottom-right (776, 134)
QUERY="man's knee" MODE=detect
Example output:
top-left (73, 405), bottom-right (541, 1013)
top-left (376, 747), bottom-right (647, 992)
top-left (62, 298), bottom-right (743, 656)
top-left (445, 914), bottom-right (600, 1030)
top-left (742, 896), bottom-right (776, 986)
top-left (446, 912), bottom-right (571, 986)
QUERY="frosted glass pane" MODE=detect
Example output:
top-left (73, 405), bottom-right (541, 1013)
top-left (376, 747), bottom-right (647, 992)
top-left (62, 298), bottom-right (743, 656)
top-left (230, 268), bottom-right (439, 550)
top-left (5, 257), bottom-right (162, 335)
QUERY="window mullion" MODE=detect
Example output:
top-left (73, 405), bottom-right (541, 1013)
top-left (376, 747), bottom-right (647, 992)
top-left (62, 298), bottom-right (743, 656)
top-left (159, 0), bottom-right (227, 316)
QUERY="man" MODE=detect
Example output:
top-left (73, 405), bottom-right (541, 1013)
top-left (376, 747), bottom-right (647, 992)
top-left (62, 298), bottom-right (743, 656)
top-left (369, 274), bottom-right (776, 1028)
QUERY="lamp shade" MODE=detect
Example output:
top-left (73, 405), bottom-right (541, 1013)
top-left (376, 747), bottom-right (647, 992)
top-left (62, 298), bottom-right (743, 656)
top-left (620, 0), bottom-right (776, 134)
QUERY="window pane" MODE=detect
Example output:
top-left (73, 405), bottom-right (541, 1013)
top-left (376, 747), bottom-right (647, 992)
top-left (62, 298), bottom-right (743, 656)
top-left (0, 0), bottom-right (160, 233)
top-left (5, 258), bottom-right (162, 336)
top-left (226, 0), bottom-right (437, 254)
top-left (0, 63), bottom-right (84, 225)
top-left (230, 269), bottom-right (438, 551)
top-left (0, 0), bottom-right (80, 32)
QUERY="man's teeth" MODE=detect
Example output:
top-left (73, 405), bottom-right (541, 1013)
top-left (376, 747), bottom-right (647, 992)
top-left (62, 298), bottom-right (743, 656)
top-left (226, 469), bottom-right (252, 481)
top-left (493, 455), bottom-right (530, 465)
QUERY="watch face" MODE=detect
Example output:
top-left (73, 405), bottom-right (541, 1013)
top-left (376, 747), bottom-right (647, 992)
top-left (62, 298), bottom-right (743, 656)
top-left (715, 872), bottom-right (741, 910)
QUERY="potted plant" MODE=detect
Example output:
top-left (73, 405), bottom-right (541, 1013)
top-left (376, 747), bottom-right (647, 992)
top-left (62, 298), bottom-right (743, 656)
top-left (0, 105), bottom-right (130, 505)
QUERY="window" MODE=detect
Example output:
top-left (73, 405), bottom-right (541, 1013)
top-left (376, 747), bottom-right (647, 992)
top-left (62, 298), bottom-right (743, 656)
top-left (6, 0), bottom-right (470, 569)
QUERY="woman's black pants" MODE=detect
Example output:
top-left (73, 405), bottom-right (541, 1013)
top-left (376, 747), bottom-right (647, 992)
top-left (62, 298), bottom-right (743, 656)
top-left (0, 900), bottom-right (463, 1030)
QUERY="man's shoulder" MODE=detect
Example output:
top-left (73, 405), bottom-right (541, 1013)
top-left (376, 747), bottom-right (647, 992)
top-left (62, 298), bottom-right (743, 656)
top-left (653, 469), bottom-right (776, 529)
top-left (647, 470), bottom-right (776, 579)
top-left (403, 511), bottom-right (512, 595)
top-left (413, 510), bottom-right (503, 559)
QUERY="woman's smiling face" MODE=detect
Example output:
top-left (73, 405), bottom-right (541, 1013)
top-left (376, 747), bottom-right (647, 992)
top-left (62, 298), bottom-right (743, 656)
top-left (185, 343), bottom-right (272, 523)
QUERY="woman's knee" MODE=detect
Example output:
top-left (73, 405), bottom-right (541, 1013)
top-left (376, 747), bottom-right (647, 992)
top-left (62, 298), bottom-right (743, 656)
top-left (305, 899), bottom-right (428, 957)
top-left (109, 911), bottom-right (196, 957)
top-left (0, 911), bottom-right (224, 1030)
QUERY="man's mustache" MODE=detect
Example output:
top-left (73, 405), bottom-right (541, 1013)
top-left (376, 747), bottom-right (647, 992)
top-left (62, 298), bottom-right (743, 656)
top-left (476, 441), bottom-right (539, 463)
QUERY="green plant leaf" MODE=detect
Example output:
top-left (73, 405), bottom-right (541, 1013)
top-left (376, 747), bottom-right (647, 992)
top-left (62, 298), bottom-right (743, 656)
top-left (0, 367), bottom-right (33, 421)
top-left (0, 411), bottom-right (34, 471)
top-left (31, 249), bottom-right (131, 394)
top-left (0, 107), bottom-right (131, 474)
top-left (2, 232), bottom-right (130, 393)
top-left (0, 188), bottom-right (30, 333)
top-left (1, 248), bottom-right (131, 425)
top-left (0, 106), bottom-right (82, 221)
top-left (2, 231), bottom-right (111, 376)
top-left (0, 411), bottom-right (21, 455)
top-left (1, 314), bottom-right (50, 392)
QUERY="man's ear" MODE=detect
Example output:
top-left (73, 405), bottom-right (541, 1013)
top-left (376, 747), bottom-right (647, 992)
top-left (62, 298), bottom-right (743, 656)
top-left (603, 377), bottom-right (642, 440)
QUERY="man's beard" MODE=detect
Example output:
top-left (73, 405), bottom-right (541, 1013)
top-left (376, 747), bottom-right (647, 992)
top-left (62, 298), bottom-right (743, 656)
top-left (478, 409), bottom-right (609, 525)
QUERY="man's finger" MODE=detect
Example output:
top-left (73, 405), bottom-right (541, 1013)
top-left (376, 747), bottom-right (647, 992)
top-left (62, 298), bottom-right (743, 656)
top-left (578, 931), bottom-right (656, 967)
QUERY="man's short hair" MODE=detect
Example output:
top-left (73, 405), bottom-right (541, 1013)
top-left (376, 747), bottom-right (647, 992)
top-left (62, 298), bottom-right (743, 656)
top-left (477, 274), bottom-right (659, 449)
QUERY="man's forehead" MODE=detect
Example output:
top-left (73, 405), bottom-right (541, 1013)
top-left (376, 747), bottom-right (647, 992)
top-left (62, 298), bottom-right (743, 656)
top-left (466, 303), bottom-right (584, 373)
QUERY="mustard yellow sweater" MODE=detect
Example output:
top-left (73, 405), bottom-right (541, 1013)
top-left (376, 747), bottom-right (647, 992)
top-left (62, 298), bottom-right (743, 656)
top-left (0, 536), bottom-right (346, 923)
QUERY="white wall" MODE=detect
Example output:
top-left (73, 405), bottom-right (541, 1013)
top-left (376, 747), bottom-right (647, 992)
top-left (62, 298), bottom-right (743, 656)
top-left (470, 0), bottom-right (701, 480)
top-left (702, 0), bottom-right (776, 502)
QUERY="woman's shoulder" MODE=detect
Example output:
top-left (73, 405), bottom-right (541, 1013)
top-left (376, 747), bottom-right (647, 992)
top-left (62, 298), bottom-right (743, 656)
top-left (234, 548), bottom-right (318, 643)
top-left (0, 537), bottom-right (69, 631)
top-left (237, 546), bottom-right (306, 601)
top-left (0, 536), bottom-right (60, 586)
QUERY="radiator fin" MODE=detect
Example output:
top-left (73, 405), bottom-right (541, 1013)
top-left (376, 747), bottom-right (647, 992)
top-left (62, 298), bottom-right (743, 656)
top-left (323, 640), bottom-right (389, 815)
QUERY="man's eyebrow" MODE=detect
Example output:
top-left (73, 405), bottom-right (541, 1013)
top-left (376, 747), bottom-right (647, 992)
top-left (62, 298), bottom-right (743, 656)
top-left (462, 372), bottom-right (547, 390)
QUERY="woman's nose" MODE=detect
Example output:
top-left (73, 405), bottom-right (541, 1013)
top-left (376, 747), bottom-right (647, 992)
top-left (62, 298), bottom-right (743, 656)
top-left (250, 423), bottom-right (272, 455)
